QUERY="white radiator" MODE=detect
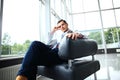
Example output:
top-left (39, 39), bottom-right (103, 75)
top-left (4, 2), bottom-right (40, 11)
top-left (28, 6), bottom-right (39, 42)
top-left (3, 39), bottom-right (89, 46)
top-left (0, 65), bottom-right (20, 80)
top-left (0, 64), bottom-right (53, 80)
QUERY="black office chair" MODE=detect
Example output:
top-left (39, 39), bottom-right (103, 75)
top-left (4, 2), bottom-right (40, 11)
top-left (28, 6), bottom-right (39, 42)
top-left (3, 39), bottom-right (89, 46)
top-left (37, 37), bottom-right (100, 80)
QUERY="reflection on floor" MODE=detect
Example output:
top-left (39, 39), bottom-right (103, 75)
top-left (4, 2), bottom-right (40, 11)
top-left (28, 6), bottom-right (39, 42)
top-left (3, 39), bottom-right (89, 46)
top-left (85, 53), bottom-right (120, 80)
top-left (37, 54), bottom-right (120, 80)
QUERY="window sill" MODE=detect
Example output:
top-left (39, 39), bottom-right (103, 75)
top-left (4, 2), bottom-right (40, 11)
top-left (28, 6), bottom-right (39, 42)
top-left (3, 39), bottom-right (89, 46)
top-left (0, 56), bottom-right (23, 68)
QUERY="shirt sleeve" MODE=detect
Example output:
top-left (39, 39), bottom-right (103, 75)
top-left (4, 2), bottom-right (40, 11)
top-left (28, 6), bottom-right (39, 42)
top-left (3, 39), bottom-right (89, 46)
top-left (47, 30), bottom-right (63, 45)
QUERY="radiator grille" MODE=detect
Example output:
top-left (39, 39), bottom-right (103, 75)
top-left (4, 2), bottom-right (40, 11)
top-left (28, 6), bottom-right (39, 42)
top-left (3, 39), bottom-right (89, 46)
top-left (0, 64), bottom-right (53, 80)
top-left (0, 65), bottom-right (20, 80)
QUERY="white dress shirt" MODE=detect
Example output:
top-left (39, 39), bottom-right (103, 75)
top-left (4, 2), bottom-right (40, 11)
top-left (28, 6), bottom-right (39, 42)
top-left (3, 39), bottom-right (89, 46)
top-left (47, 29), bottom-right (72, 49)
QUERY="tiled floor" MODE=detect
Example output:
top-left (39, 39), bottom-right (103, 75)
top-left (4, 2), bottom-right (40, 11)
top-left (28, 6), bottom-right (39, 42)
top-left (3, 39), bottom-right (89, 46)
top-left (37, 54), bottom-right (120, 80)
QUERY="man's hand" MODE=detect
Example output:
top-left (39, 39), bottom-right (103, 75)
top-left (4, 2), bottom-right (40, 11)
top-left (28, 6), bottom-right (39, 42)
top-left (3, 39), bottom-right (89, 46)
top-left (51, 26), bottom-right (61, 34)
top-left (66, 33), bottom-right (83, 40)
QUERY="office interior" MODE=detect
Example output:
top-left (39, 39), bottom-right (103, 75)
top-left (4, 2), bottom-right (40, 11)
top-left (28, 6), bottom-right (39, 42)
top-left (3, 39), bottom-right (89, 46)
top-left (0, 0), bottom-right (120, 80)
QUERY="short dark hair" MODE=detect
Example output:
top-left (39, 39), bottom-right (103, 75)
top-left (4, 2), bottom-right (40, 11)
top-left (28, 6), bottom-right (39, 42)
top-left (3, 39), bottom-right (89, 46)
top-left (57, 19), bottom-right (67, 24)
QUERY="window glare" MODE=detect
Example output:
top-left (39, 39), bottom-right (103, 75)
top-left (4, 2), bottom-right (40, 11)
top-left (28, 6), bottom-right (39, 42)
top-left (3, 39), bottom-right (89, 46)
top-left (71, 0), bottom-right (84, 13)
top-left (113, 0), bottom-right (120, 8)
top-left (84, 0), bottom-right (99, 12)
top-left (84, 12), bottom-right (101, 29)
top-left (100, 0), bottom-right (113, 9)
top-left (73, 12), bottom-right (101, 31)
top-left (71, 0), bottom-right (99, 13)
top-left (115, 9), bottom-right (120, 26)
top-left (102, 10), bottom-right (116, 28)
top-left (2, 0), bottom-right (40, 44)
top-left (1, 0), bottom-right (39, 56)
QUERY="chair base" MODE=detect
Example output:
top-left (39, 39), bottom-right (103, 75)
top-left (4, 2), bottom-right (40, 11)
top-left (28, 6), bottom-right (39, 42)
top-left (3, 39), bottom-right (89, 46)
top-left (37, 60), bottom-right (100, 80)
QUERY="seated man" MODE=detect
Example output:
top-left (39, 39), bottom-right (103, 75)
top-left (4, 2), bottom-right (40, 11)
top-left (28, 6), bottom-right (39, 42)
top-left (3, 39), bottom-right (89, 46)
top-left (16, 19), bottom-right (85, 80)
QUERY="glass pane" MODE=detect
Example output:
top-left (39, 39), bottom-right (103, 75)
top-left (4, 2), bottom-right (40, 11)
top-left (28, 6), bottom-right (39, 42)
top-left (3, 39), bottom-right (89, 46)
top-left (100, 0), bottom-right (113, 9)
top-left (82, 27), bottom-right (120, 49)
top-left (2, 0), bottom-right (39, 56)
top-left (73, 12), bottom-right (101, 31)
top-left (83, 0), bottom-right (99, 12)
top-left (113, 0), bottom-right (120, 8)
top-left (115, 9), bottom-right (120, 26)
top-left (101, 10), bottom-right (116, 28)
top-left (50, 0), bottom-right (55, 9)
top-left (73, 14), bottom-right (86, 31)
top-left (71, 0), bottom-right (84, 13)
top-left (66, 0), bottom-right (70, 11)
top-left (54, 0), bottom-right (62, 17)
top-left (84, 12), bottom-right (101, 29)
top-left (80, 27), bottom-right (120, 49)
top-left (104, 27), bottom-right (120, 48)
top-left (61, 1), bottom-right (66, 18)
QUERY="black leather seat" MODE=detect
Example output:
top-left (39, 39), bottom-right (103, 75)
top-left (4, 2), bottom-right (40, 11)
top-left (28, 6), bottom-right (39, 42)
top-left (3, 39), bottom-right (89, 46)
top-left (37, 37), bottom-right (100, 80)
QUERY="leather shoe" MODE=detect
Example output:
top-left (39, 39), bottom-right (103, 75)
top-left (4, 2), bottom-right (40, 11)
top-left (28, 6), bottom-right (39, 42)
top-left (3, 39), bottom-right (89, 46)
top-left (16, 75), bottom-right (27, 80)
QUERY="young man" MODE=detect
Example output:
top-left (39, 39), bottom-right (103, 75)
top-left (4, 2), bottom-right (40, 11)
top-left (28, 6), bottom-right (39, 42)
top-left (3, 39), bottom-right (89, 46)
top-left (16, 19), bottom-right (84, 80)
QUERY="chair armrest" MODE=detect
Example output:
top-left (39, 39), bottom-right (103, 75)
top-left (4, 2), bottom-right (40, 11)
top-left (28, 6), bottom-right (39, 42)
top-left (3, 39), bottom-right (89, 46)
top-left (58, 37), bottom-right (98, 60)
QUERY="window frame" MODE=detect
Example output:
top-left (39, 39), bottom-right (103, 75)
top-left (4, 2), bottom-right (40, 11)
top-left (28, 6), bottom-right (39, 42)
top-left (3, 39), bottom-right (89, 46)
top-left (0, 0), bottom-right (4, 57)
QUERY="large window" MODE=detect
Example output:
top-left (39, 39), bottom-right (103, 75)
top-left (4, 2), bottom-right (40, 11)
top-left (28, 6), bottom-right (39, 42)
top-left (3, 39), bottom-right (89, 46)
top-left (1, 0), bottom-right (40, 57)
top-left (71, 0), bottom-right (120, 49)
top-left (1, 0), bottom-right (120, 57)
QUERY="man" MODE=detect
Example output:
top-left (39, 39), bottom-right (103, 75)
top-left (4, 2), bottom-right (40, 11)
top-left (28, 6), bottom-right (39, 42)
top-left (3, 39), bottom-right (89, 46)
top-left (16, 19), bottom-right (84, 80)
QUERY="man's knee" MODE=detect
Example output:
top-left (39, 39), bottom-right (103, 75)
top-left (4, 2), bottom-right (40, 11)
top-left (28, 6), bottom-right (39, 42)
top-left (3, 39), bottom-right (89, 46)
top-left (32, 41), bottom-right (40, 44)
top-left (31, 41), bottom-right (46, 47)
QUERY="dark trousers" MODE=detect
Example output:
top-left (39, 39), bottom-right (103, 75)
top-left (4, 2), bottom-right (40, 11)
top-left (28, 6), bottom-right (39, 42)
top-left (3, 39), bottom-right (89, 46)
top-left (17, 41), bottom-right (66, 80)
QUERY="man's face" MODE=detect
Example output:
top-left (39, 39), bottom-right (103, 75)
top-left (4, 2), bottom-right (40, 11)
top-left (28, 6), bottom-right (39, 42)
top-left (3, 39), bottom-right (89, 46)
top-left (57, 21), bottom-right (68, 32)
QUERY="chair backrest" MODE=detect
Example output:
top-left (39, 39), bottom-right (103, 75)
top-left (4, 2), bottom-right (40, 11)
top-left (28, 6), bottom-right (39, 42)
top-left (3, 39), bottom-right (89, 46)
top-left (58, 37), bottom-right (98, 60)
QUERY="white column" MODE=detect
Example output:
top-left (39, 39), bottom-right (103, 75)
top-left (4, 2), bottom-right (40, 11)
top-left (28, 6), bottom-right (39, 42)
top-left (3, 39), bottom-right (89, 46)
top-left (45, 0), bottom-right (51, 43)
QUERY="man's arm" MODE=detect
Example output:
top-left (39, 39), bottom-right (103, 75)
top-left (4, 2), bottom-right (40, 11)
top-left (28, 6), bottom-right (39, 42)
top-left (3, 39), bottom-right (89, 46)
top-left (47, 26), bottom-right (60, 44)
